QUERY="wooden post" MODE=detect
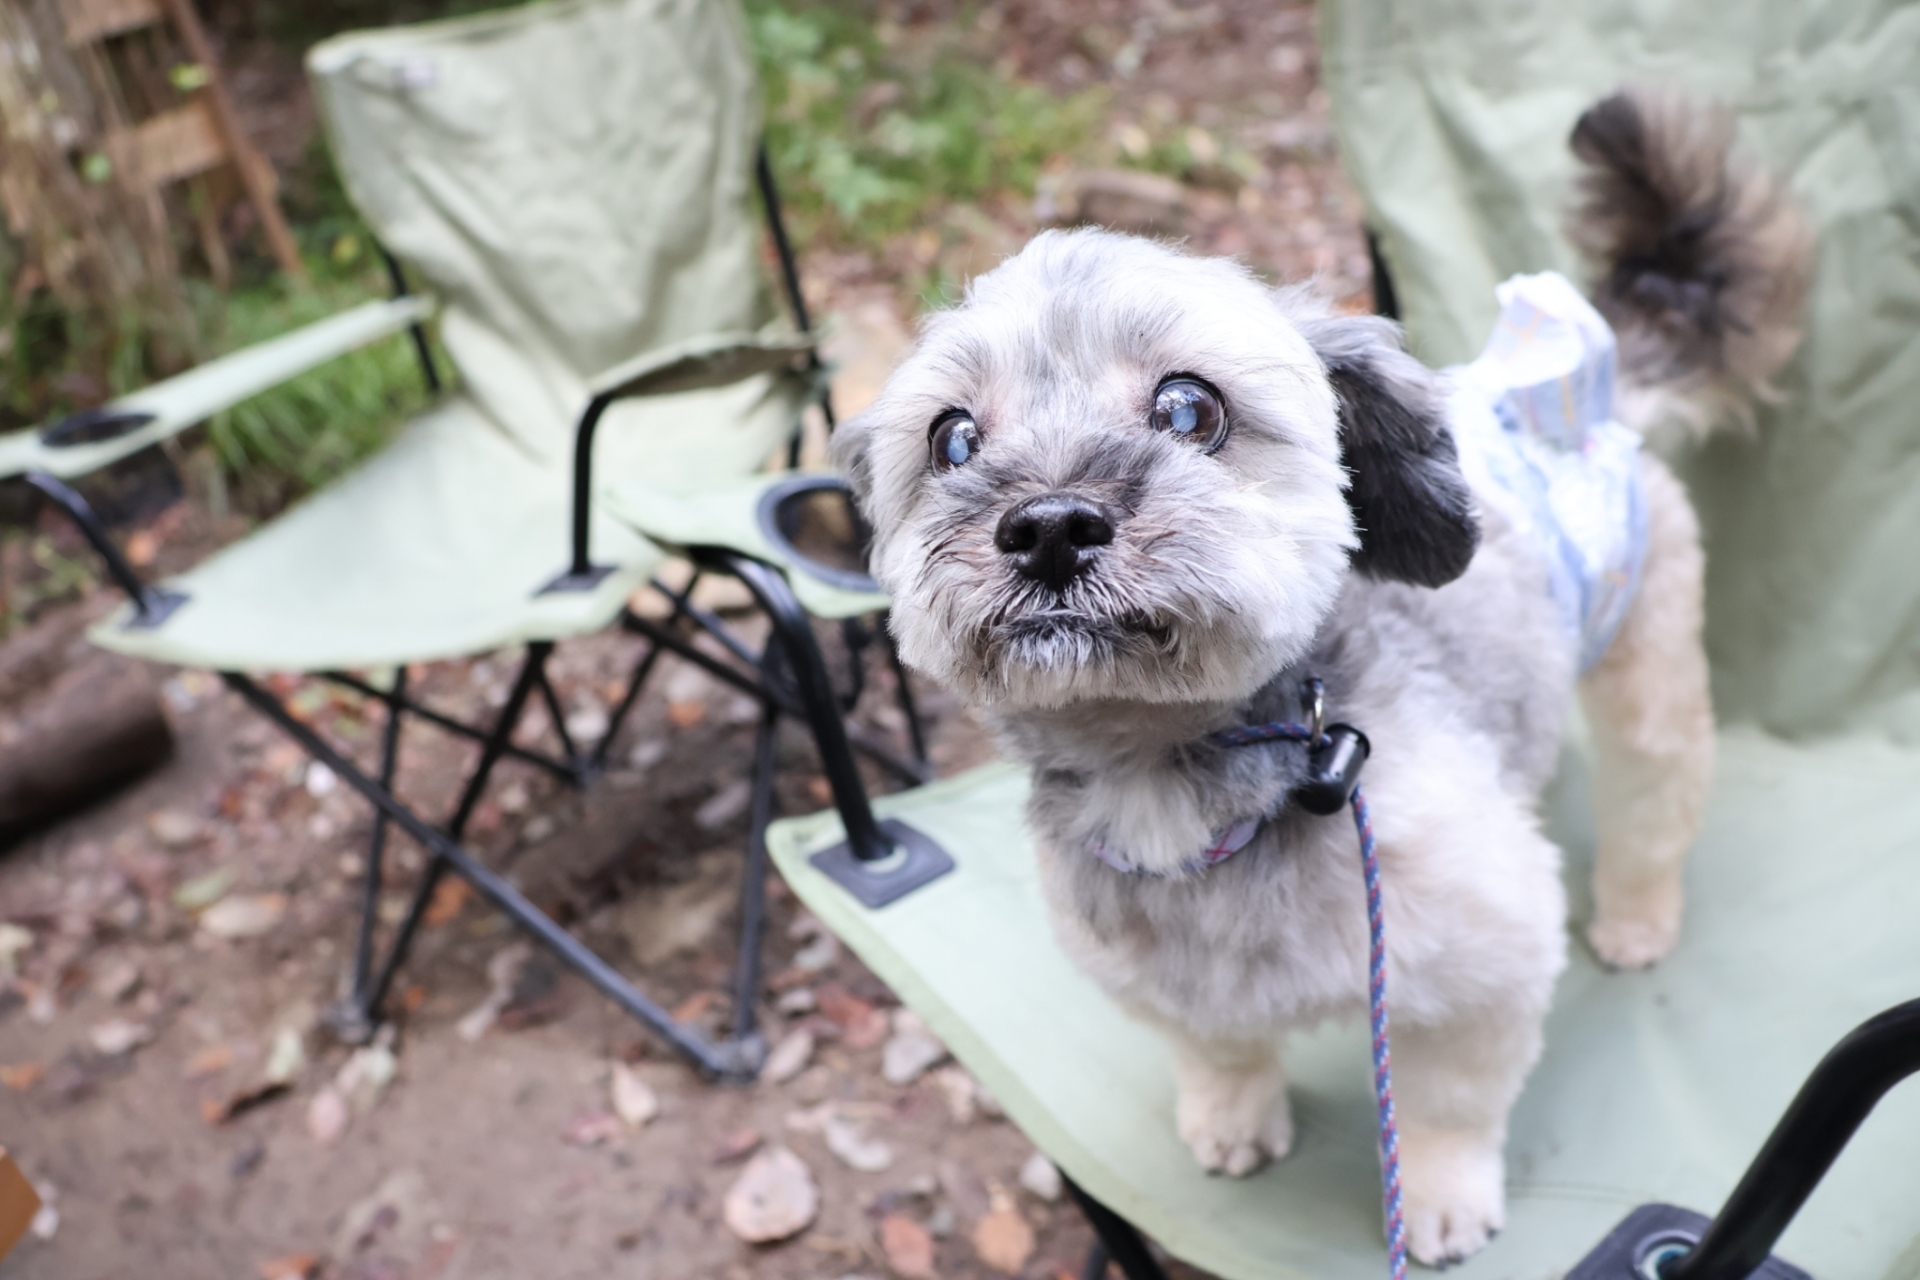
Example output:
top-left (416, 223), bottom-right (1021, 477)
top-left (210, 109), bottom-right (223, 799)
top-left (150, 0), bottom-right (307, 283)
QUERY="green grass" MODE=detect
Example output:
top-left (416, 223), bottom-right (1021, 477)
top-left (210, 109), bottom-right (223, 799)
top-left (748, 0), bottom-right (1111, 245)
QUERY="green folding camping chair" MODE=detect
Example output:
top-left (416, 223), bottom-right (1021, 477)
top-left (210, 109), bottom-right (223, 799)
top-left (27, 0), bottom-right (929, 1083)
top-left (735, 0), bottom-right (1920, 1276)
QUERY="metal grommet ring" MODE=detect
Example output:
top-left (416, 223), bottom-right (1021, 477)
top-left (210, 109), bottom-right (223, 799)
top-left (1301, 677), bottom-right (1326, 744)
top-left (1635, 1230), bottom-right (1699, 1280)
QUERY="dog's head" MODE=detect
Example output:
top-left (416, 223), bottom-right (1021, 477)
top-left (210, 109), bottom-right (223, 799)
top-left (835, 230), bottom-right (1477, 709)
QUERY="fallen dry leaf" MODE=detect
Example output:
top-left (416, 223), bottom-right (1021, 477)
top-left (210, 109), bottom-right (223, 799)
top-left (202, 1080), bottom-right (290, 1126)
top-left (89, 1017), bottom-right (153, 1056)
top-left (815, 985), bottom-right (888, 1050)
top-left (199, 893), bottom-right (289, 940)
top-left (761, 1026), bottom-right (814, 1084)
top-left (824, 1116), bottom-right (894, 1173)
top-left (666, 699), bottom-right (707, 729)
top-left (563, 1111), bottom-right (624, 1147)
top-left (609, 1063), bottom-right (659, 1129)
top-left (712, 1127), bottom-right (763, 1164)
top-left (882, 1026), bottom-right (947, 1086)
top-left (972, 1196), bottom-right (1035, 1274)
top-left (879, 1212), bottom-right (936, 1279)
top-left (306, 1087), bottom-right (349, 1144)
top-left (1, 1062), bottom-right (46, 1091)
top-left (184, 1044), bottom-right (235, 1079)
top-left (671, 990), bottom-right (719, 1024)
top-left (722, 1146), bottom-right (818, 1243)
top-left (422, 877), bottom-right (474, 928)
top-left (257, 1251), bottom-right (319, 1280)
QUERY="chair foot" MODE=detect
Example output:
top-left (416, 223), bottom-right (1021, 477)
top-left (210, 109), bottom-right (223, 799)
top-left (1081, 1239), bottom-right (1112, 1280)
top-left (322, 998), bottom-right (380, 1047)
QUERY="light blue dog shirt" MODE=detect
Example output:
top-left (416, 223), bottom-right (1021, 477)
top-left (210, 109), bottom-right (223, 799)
top-left (1445, 272), bottom-right (1648, 672)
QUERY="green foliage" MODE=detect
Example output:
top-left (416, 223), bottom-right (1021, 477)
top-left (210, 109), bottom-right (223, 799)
top-left (197, 259), bottom-right (434, 507)
top-left (748, 0), bottom-right (1107, 243)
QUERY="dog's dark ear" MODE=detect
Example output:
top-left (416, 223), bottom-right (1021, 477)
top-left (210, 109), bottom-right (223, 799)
top-left (1296, 313), bottom-right (1478, 588)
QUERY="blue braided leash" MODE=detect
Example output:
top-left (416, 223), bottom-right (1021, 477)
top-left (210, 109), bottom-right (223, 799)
top-left (1211, 721), bottom-right (1408, 1280)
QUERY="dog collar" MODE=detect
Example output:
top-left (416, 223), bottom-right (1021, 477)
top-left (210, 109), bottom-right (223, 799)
top-left (1084, 680), bottom-right (1370, 879)
top-left (1086, 815), bottom-right (1264, 878)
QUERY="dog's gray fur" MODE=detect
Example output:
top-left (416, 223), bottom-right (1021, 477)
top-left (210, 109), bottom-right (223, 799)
top-left (833, 89), bottom-right (1809, 1264)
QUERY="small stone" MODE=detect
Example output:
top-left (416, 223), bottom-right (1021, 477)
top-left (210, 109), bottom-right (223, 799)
top-left (761, 1026), bottom-right (815, 1084)
top-left (695, 779), bottom-right (752, 830)
top-left (1018, 1152), bottom-right (1062, 1202)
top-left (775, 987), bottom-right (817, 1016)
top-left (609, 1062), bottom-right (659, 1128)
top-left (627, 740), bottom-right (668, 773)
top-left (791, 932), bottom-right (838, 973)
top-left (147, 810), bottom-right (203, 848)
top-left (306, 1087), bottom-right (349, 1144)
top-left (199, 893), bottom-right (288, 940)
top-left (926, 1204), bottom-right (956, 1238)
top-left (304, 762), bottom-right (337, 797)
top-left (931, 1066), bottom-right (980, 1124)
top-left (565, 706), bottom-right (610, 743)
top-left (28, 1180), bottom-right (57, 1241)
top-left (722, 1146), bottom-right (819, 1243)
top-left (824, 1116), bottom-right (894, 1173)
top-left (89, 1017), bottom-right (153, 1056)
top-left (0, 923), bottom-right (34, 977)
top-left (92, 956), bottom-right (142, 1002)
top-left (881, 1028), bottom-right (947, 1087)
top-left (878, 1212), bottom-right (935, 1279)
top-left (521, 815), bottom-right (557, 844)
top-left (336, 1043), bottom-right (397, 1113)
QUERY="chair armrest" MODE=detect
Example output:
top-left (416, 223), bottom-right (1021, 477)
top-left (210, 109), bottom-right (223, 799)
top-left (549, 330), bottom-right (820, 588)
top-left (0, 295), bottom-right (438, 481)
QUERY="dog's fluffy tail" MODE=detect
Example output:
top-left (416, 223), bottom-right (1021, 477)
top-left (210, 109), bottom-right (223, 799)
top-left (1567, 88), bottom-right (1812, 437)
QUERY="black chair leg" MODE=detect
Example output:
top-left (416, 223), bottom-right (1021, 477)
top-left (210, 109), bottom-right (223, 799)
top-left (729, 648), bottom-right (784, 1046)
top-left (329, 665), bottom-right (410, 1045)
top-left (882, 619), bottom-right (928, 765)
top-left (1081, 1239), bottom-right (1112, 1280)
top-left (1065, 1176), bottom-right (1170, 1280)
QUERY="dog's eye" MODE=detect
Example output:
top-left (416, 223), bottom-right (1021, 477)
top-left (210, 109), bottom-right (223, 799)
top-left (1151, 378), bottom-right (1228, 451)
top-left (930, 411), bottom-right (981, 471)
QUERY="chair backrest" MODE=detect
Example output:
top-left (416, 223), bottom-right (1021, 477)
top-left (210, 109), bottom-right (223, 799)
top-left (1320, 0), bottom-right (1920, 740)
top-left (307, 0), bottom-right (773, 460)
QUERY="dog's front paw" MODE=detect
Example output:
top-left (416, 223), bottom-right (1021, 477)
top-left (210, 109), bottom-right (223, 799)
top-left (1588, 872), bottom-right (1684, 970)
top-left (1399, 1125), bottom-right (1504, 1267)
top-left (1175, 1084), bottom-right (1292, 1177)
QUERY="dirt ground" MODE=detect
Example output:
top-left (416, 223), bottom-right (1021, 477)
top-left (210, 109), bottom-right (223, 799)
top-left (0, 2), bottom-right (1366, 1276)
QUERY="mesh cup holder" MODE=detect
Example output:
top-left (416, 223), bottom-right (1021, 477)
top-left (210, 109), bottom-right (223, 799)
top-left (754, 475), bottom-right (882, 594)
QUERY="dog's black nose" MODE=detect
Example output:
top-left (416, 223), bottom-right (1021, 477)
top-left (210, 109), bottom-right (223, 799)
top-left (994, 494), bottom-right (1115, 591)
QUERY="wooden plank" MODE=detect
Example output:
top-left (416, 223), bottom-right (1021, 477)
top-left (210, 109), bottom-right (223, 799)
top-left (105, 98), bottom-right (225, 190)
top-left (60, 0), bottom-right (160, 46)
top-left (152, 0), bottom-right (305, 281)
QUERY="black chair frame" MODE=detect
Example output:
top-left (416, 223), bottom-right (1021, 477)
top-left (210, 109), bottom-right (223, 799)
top-left (23, 146), bottom-right (930, 1084)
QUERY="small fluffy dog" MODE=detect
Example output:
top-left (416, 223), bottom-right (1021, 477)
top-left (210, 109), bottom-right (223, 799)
top-left (835, 91), bottom-right (1809, 1264)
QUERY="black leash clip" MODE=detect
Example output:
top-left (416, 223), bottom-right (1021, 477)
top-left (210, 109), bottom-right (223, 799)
top-left (1290, 678), bottom-right (1370, 816)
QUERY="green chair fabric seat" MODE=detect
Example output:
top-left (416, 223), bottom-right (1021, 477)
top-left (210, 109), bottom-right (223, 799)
top-left (764, 0), bottom-right (1920, 1273)
top-left (770, 736), bottom-right (1920, 1279)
